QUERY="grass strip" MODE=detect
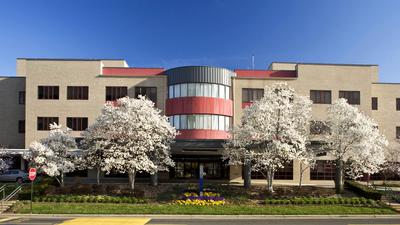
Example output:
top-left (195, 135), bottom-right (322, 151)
top-left (12, 202), bottom-right (397, 215)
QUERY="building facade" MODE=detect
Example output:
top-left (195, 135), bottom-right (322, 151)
top-left (0, 58), bottom-right (399, 184)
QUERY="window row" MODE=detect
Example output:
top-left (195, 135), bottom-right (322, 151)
top-left (37, 117), bottom-right (88, 131)
top-left (38, 86), bottom-right (88, 100)
top-left (373, 97), bottom-right (400, 111)
top-left (168, 83), bottom-right (230, 99)
top-left (250, 160), bottom-right (335, 180)
top-left (310, 90), bottom-right (360, 105)
top-left (37, 86), bottom-right (157, 103)
top-left (169, 114), bottom-right (231, 131)
top-left (106, 86), bottom-right (157, 103)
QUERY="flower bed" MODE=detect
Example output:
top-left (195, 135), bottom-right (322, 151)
top-left (172, 192), bottom-right (225, 206)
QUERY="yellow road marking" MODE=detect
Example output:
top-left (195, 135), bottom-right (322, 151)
top-left (58, 217), bottom-right (150, 225)
top-left (0, 217), bottom-right (19, 223)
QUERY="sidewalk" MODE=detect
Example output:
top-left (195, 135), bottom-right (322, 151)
top-left (3, 214), bottom-right (400, 220)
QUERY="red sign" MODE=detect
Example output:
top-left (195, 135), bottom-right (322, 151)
top-left (28, 168), bottom-right (37, 181)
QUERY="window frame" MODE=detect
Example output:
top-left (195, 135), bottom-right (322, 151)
top-left (242, 88), bottom-right (264, 103)
top-left (67, 86), bottom-right (89, 100)
top-left (38, 86), bottom-right (59, 100)
top-left (18, 120), bottom-right (25, 133)
top-left (18, 91), bottom-right (25, 104)
top-left (310, 90), bottom-right (331, 104)
top-left (372, 97), bottom-right (378, 110)
top-left (339, 91), bottom-right (360, 105)
top-left (67, 117), bottom-right (88, 131)
top-left (135, 86), bottom-right (157, 104)
top-left (105, 86), bottom-right (128, 101)
top-left (37, 117), bottom-right (59, 131)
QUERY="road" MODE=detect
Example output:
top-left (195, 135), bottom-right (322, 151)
top-left (0, 216), bottom-right (400, 225)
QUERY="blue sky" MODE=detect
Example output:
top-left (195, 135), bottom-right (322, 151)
top-left (0, 0), bottom-right (399, 82)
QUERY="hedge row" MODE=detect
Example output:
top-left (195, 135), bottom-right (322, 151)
top-left (264, 197), bottom-right (375, 205)
top-left (345, 180), bottom-right (382, 200)
top-left (33, 195), bottom-right (147, 204)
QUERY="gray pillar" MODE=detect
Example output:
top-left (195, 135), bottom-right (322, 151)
top-left (243, 162), bottom-right (251, 189)
top-left (20, 156), bottom-right (26, 171)
top-left (151, 173), bottom-right (158, 186)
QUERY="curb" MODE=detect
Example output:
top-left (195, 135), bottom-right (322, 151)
top-left (2, 214), bottom-right (400, 220)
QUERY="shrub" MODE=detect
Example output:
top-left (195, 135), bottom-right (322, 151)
top-left (264, 197), bottom-right (374, 206)
top-left (31, 195), bottom-right (146, 204)
top-left (345, 180), bottom-right (382, 200)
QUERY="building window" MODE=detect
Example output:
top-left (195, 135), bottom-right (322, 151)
top-left (372, 97), bottom-right (378, 110)
top-left (339, 91), bottom-right (360, 105)
top-left (169, 114), bottom-right (231, 131)
top-left (396, 98), bottom-right (400, 111)
top-left (310, 121), bottom-right (330, 135)
top-left (242, 88), bottom-right (264, 102)
top-left (18, 120), bottom-right (25, 133)
top-left (310, 90), bottom-right (331, 104)
top-left (274, 161), bottom-right (294, 180)
top-left (38, 86), bottom-right (59, 99)
top-left (397, 127), bottom-right (400, 139)
top-left (135, 87), bottom-right (157, 103)
top-left (250, 161), bottom-right (293, 180)
top-left (37, 117), bottom-right (59, 131)
top-left (67, 117), bottom-right (88, 131)
top-left (169, 83), bottom-right (230, 100)
top-left (105, 86), bottom-right (127, 101)
top-left (19, 91), bottom-right (25, 104)
top-left (67, 86), bottom-right (89, 100)
top-left (310, 160), bottom-right (335, 180)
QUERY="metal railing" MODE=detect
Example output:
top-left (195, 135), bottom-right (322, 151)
top-left (0, 185), bottom-right (6, 201)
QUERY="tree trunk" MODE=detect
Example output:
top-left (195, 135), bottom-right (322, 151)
top-left (299, 163), bottom-right (303, 188)
top-left (243, 162), bottom-right (252, 189)
top-left (266, 168), bottom-right (274, 193)
top-left (151, 172), bottom-right (158, 186)
top-left (60, 173), bottom-right (64, 187)
top-left (128, 170), bottom-right (137, 190)
top-left (335, 159), bottom-right (344, 194)
top-left (96, 166), bottom-right (101, 185)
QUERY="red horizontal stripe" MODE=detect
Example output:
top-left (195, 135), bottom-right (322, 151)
top-left (166, 97), bottom-right (233, 116)
top-left (235, 69), bottom-right (297, 78)
top-left (176, 130), bottom-right (229, 140)
top-left (102, 67), bottom-right (164, 76)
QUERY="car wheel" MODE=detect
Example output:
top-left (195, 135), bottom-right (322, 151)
top-left (16, 177), bottom-right (23, 183)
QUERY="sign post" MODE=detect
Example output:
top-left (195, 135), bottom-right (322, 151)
top-left (199, 164), bottom-right (204, 196)
top-left (28, 168), bottom-right (37, 214)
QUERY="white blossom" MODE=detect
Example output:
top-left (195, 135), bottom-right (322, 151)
top-left (24, 123), bottom-right (77, 186)
top-left (86, 96), bottom-right (177, 190)
top-left (325, 98), bottom-right (388, 192)
top-left (223, 83), bottom-right (312, 192)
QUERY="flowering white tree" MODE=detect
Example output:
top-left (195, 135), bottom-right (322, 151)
top-left (92, 96), bottom-right (176, 190)
top-left (378, 141), bottom-right (400, 182)
top-left (0, 147), bottom-right (13, 172)
top-left (223, 83), bottom-right (312, 192)
top-left (326, 99), bottom-right (388, 193)
top-left (24, 123), bottom-right (77, 187)
top-left (298, 147), bottom-right (317, 188)
top-left (79, 122), bottom-right (111, 185)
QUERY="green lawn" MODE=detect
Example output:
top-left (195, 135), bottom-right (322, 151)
top-left (12, 202), bottom-right (397, 215)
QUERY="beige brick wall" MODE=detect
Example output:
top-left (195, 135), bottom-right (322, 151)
top-left (371, 83), bottom-right (400, 146)
top-left (0, 77), bottom-right (25, 148)
top-left (19, 59), bottom-right (166, 147)
top-left (232, 63), bottom-right (379, 184)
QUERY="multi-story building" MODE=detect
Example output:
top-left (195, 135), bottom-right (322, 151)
top-left (1, 58), bottom-right (399, 184)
